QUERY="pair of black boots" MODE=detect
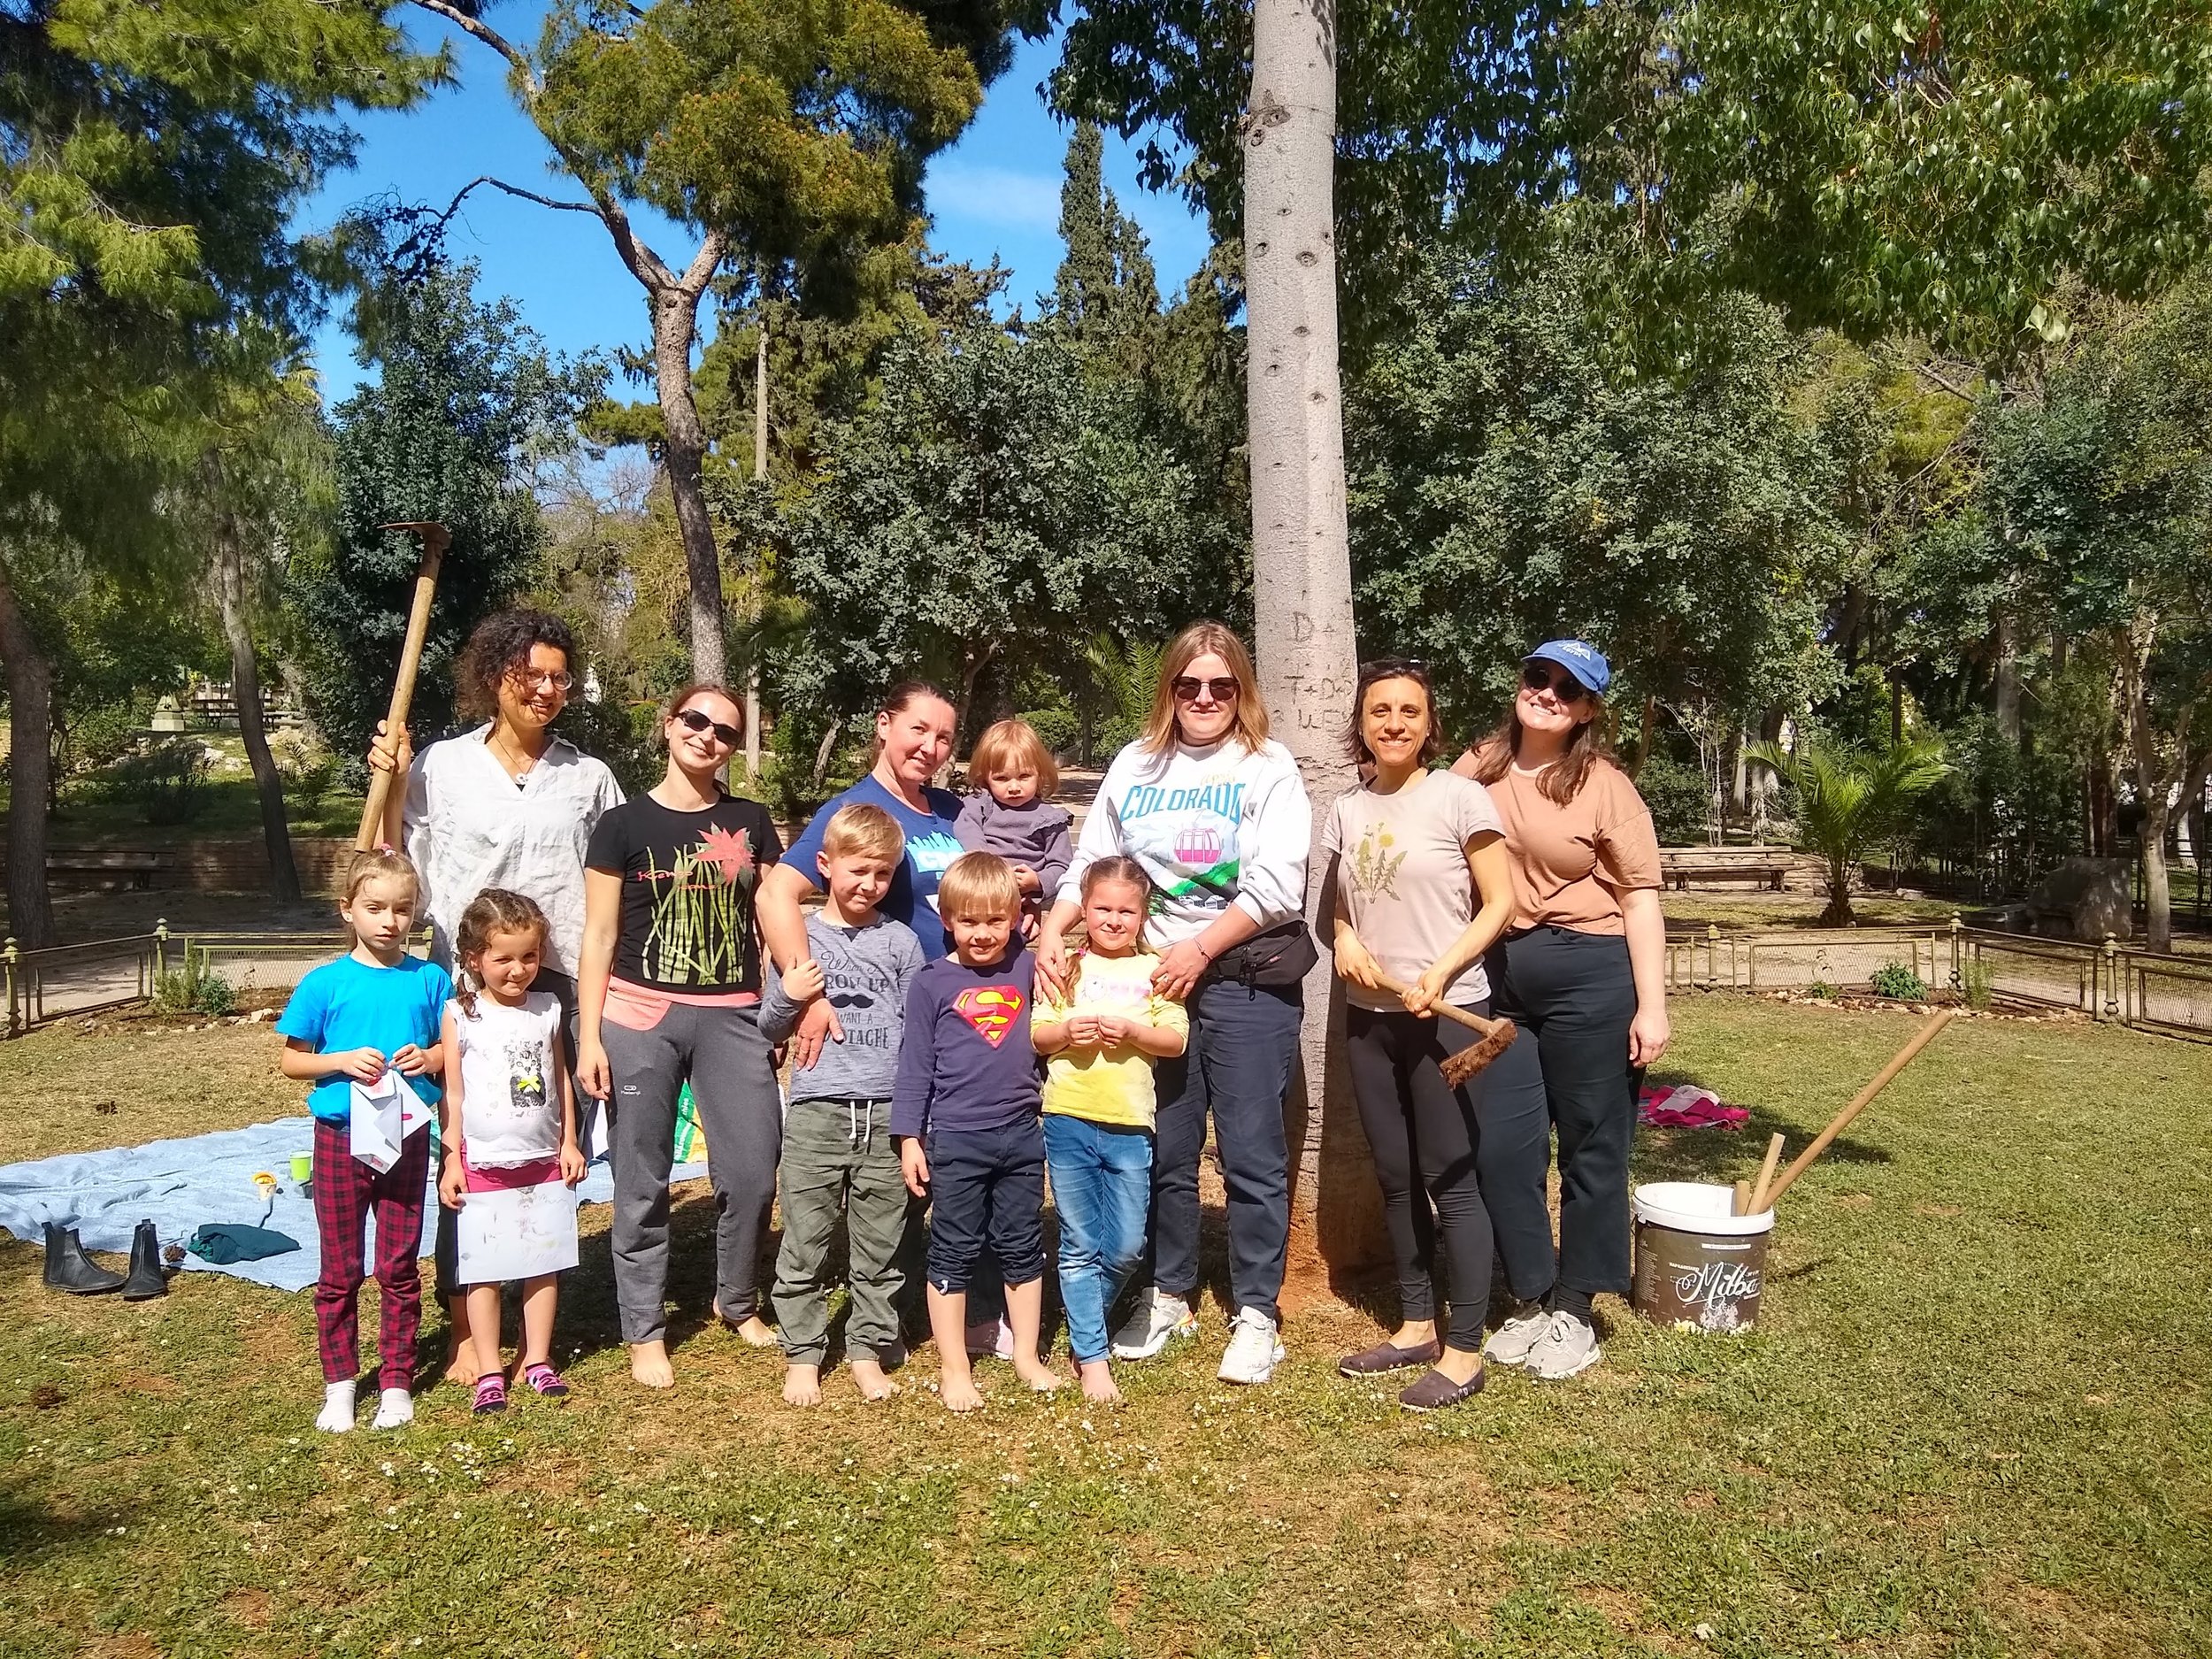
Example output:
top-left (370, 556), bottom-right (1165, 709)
top-left (43, 1221), bottom-right (166, 1300)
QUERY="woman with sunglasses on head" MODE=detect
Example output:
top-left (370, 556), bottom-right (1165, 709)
top-left (369, 609), bottom-right (624, 1379)
top-left (1449, 641), bottom-right (1667, 1381)
top-left (1037, 621), bottom-right (1313, 1386)
top-left (576, 686), bottom-right (784, 1390)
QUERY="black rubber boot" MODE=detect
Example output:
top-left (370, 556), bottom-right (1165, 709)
top-left (121, 1220), bottom-right (167, 1302)
top-left (43, 1224), bottom-right (126, 1295)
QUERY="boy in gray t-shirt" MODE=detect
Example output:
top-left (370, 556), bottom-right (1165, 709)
top-left (762, 804), bottom-right (925, 1406)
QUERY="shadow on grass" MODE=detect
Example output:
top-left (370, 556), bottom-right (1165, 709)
top-left (0, 1489), bottom-right (115, 1568)
top-left (1632, 1066), bottom-right (1892, 1187)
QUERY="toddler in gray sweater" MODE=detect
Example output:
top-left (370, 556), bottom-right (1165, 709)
top-left (762, 803), bottom-right (925, 1405)
top-left (955, 719), bottom-right (1073, 933)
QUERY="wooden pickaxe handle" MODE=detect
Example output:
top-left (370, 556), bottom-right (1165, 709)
top-left (1760, 1009), bottom-right (1955, 1210)
top-left (1371, 972), bottom-right (1515, 1040)
top-left (356, 522), bottom-right (450, 852)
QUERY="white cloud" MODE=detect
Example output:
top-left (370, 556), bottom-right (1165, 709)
top-left (926, 164), bottom-right (1062, 232)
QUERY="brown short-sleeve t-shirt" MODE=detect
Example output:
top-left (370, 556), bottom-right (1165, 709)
top-left (1483, 757), bottom-right (1663, 933)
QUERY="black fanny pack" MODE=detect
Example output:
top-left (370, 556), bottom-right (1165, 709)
top-left (1202, 917), bottom-right (1318, 987)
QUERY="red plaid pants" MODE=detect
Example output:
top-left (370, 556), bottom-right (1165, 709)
top-left (311, 1117), bottom-right (430, 1388)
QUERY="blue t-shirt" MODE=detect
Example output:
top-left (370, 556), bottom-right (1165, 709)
top-left (787, 774), bottom-right (965, 959)
top-left (274, 954), bottom-right (453, 1123)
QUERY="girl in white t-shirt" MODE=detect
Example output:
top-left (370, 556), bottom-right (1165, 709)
top-left (437, 889), bottom-right (585, 1415)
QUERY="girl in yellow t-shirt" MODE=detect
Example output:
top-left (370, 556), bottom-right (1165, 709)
top-left (1033, 858), bottom-right (1189, 1402)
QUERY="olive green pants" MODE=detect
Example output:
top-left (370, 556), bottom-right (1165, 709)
top-left (771, 1098), bottom-right (921, 1367)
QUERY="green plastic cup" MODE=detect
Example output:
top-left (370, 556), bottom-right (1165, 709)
top-left (290, 1152), bottom-right (312, 1185)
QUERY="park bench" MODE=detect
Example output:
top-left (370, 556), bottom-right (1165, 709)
top-left (1660, 846), bottom-right (1793, 891)
top-left (45, 849), bottom-right (177, 891)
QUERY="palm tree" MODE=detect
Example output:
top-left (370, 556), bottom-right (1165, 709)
top-left (1746, 738), bottom-right (1950, 926)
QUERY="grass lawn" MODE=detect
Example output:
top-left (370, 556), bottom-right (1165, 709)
top-left (3, 999), bottom-right (2208, 1657)
top-left (1659, 892), bottom-right (1964, 932)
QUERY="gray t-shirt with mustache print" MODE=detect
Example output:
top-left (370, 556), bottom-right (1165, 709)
top-left (758, 913), bottom-right (926, 1102)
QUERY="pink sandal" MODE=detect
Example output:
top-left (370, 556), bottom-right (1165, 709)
top-left (521, 1363), bottom-right (569, 1399)
top-left (472, 1373), bottom-right (508, 1414)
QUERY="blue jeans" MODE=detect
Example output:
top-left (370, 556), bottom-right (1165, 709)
top-left (1044, 1114), bottom-right (1154, 1363)
top-left (1149, 977), bottom-right (1302, 1325)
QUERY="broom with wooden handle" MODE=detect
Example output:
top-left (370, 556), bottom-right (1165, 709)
top-left (1757, 1009), bottom-right (1955, 1211)
top-left (354, 521), bottom-right (450, 852)
top-left (1370, 973), bottom-right (1517, 1083)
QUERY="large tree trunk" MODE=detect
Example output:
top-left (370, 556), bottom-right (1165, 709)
top-left (0, 553), bottom-right (55, 948)
top-left (1243, 0), bottom-right (1384, 1285)
top-left (652, 288), bottom-right (726, 686)
top-left (745, 319), bottom-right (769, 782)
top-left (210, 475), bottom-right (302, 905)
top-left (1993, 611), bottom-right (2022, 747)
top-left (2120, 626), bottom-right (2193, 956)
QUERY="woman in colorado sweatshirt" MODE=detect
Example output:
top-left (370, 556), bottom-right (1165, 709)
top-left (1036, 620), bottom-right (1311, 1386)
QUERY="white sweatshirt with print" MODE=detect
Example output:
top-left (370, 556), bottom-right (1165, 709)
top-left (1059, 737), bottom-right (1312, 948)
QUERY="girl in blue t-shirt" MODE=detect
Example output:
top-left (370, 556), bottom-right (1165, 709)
top-left (275, 849), bottom-right (450, 1434)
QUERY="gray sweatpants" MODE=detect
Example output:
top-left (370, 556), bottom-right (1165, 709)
top-left (603, 995), bottom-right (781, 1345)
top-left (772, 1097), bottom-right (921, 1367)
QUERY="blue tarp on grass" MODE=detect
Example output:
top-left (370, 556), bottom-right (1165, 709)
top-left (0, 1118), bottom-right (703, 1293)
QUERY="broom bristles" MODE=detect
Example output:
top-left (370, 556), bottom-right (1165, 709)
top-left (1440, 1020), bottom-right (1516, 1087)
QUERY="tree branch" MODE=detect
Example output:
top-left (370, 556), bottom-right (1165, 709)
top-left (1913, 359), bottom-right (1980, 403)
top-left (411, 0), bottom-right (541, 96)
top-left (679, 230), bottom-right (728, 298)
top-left (441, 175), bottom-right (600, 221)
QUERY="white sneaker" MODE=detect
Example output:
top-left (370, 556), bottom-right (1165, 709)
top-left (1217, 1307), bottom-right (1286, 1385)
top-left (1110, 1288), bottom-right (1197, 1361)
top-left (1482, 1302), bottom-right (1553, 1368)
top-left (1526, 1311), bottom-right (1602, 1379)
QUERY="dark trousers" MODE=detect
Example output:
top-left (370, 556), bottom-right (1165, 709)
top-left (1148, 977), bottom-right (1302, 1325)
top-left (1479, 927), bottom-right (1640, 1301)
top-left (924, 1120), bottom-right (1047, 1294)
top-left (1345, 1004), bottom-right (1497, 1352)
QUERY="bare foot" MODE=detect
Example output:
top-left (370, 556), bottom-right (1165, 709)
top-left (939, 1371), bottom-right (984, 1413)
top-left (1013, 1355), bottom-right (1067, 1393)
top-left (849, 1357), bottom-right (901, 1402)
top-left (442, 1333), bottom-right (472, 1387)
top-left (716, 1302), bottom-right (780, 1348)
top-left (782, 1363), bottom-right (822, 1408)
top-left (1078, 1358), bottom-right (1122, 1403)
top-left (628, 1340), bottom-right (674, 1389)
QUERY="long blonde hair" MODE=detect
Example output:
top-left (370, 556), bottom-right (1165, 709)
top-left (1137, 621), bottom-right (1269, 755)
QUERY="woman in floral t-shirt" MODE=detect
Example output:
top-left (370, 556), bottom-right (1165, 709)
top-left (578, 685), bottom-right (781, 1390)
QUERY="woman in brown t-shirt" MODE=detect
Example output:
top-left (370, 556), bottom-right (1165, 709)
top-left (1449, 640), bottom-right (1667, 1382)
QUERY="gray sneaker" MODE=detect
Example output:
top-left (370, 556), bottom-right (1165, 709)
top-left (1482, 1302), bottom-right (1553, 1368)
top-left (1526, 1311), bottom-right (1602, 1379)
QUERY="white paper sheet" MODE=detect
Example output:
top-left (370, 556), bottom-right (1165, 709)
top-left (349, 1070), bottom-right (432, 1173)
top-left (453, 1179), bottom-right (580, 1285)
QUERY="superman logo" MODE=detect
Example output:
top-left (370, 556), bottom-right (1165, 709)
top-left (953, 986), bottom-right (1025, 1048)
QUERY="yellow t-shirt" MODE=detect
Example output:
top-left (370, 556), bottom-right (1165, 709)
top-left (1038, 949), bottom-right (1190, 1129)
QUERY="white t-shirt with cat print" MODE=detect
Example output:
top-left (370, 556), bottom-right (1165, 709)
top-left (449, 990), bottom-right (565, 1166)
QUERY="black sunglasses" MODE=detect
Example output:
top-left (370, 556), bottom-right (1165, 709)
top-left (1521, 662), bottom-right (1589, 703)
top-left (1171, 675), bottom-right (1240, 703)
top-left (675, 707), bottom-right (742, 749)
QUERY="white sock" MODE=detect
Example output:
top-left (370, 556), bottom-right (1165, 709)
top-left (315, 1380), bottom-right (357, 1433)
top-left (371, 1386), bottom-right (414, 1430)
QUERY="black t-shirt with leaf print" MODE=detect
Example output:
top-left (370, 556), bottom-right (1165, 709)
top-left (585, 793), bottom-right (782, 994)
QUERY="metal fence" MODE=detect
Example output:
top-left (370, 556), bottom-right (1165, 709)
top-left (1666, 917), bottom-right (2212, 1041)
top-left (2, 922), bottom-right (422, 1038)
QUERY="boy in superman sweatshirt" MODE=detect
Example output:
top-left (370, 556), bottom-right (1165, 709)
top-left (894, 851), bottom-right (1064, 1411)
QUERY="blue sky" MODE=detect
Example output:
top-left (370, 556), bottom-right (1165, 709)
top-left (297, 13), bottom-right (1213, 403)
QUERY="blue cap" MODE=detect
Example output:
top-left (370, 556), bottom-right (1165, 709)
top-left (1525, 639), bottom-right (1611, 695)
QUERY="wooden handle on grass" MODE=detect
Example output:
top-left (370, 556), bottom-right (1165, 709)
top-left (355, 524), bottom-right (449, 852)
top-left (1760, 1010), bottom-right (1955, 1211)
top-left (1748, 1132), bottom-right (1786, 1213)
top-left (1371, 973), bottom-right (1512, 1039)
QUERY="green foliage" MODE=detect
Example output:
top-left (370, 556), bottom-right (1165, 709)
top-left (151, 955), bottom-right (235, 1018)
top-left (1962, 956), bottom-right (1996, 1012)
top-left (1636, 755), bottom-right (1714, 846)
top-left (1870, 962), bottom-right (1931, 1002)
top-left (1749, 736), bottom-right (1950, 925)
top-left (287, 261), bottom-right (603, 759)
top-left (1020, 707), bottom-right (1079, 757)
top-left (108, 741), bottom-right (214, 827)
top-left (64, 703), bottom-right (143, 775)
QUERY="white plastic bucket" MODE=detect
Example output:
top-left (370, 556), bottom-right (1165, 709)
top-left (1630, 1181), bottom-right (1774, 1332)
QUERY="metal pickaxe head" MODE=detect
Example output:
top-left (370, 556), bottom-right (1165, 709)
top-left (378, 520), bottom-right (452, 556)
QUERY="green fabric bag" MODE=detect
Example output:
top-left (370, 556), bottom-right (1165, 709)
top-left (187, 1223), bottom-right (300, 1264)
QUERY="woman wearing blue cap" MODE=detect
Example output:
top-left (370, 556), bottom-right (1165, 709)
top-left (1451, 641), bottom-right (1668, 1379)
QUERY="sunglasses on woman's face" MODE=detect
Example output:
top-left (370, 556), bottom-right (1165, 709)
top-left (1521, 662), bottom-right (1589, 703)
top-left (675, 707), bottom-right (742, 749)
top-left (1171, 675), bottom-right (1240, 703)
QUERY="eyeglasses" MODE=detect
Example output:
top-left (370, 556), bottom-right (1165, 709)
top-left (1171, 675), bottom-right (1240, 703)
top-left (1521, 662), bottom-right (1589, 703)
top-left (675, 707), bottom-right (742, 749)
top-left (510, 668), bottom-right (574, 693)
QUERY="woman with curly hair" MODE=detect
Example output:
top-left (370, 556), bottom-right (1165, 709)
top-left (367, 607), bottom-right (624, 1377)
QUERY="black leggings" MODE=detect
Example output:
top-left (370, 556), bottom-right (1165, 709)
top-left (1479, 926), bottom-right (1640, 1302)
top-left (1345, 1004), bottom-right (1496, 1352)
